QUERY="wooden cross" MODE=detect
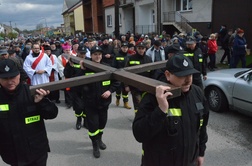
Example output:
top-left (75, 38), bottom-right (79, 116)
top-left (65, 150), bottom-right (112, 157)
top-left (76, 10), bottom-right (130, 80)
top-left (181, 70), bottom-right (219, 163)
top-left (30, 54), bottom-right (181, 98)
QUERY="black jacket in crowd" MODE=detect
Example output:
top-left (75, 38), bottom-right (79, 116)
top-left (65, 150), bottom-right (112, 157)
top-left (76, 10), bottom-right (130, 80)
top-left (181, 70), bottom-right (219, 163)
top-left (64, 61), bottom-right (85, 112)
top-left (0, 84), bottom-right (58, 165)
top-left (125, 52), bottom-right (153, 91)
top-left (112, 50), bottom-right (130, 69)
top-left (183, 47), bottom-right (206, 88)
top-left (79, 62), bottom-right (120, 108)
top-left (51, 48), bottom-right (62, 57)
top-left (133, 84), bottom-right (209, 166)
top-left (100, 44), bottom-right (115, 66)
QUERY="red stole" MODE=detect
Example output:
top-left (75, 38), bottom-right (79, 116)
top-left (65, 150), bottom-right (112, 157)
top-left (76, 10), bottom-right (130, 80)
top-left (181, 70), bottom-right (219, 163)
top-left (27, 50), bottom-right (44, 85)
top-left (49, 55), bottom-right (55, 82)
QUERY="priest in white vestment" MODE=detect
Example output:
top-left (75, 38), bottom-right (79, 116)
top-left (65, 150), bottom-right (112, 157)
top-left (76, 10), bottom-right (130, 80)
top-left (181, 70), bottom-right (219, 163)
top-left (23, 43), bottom-right (52, 86)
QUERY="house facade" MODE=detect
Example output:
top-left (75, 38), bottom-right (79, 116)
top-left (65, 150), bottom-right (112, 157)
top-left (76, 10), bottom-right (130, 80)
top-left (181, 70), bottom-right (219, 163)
top-left (62, 0), bottom-right (251, 47)
top-left (62, 0), bottom-right (80, 36)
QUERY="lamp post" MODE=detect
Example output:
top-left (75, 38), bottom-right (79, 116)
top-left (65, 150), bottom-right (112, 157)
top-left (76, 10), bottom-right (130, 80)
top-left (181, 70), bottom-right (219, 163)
top-left (41, 17), bottom-right (48, 36)
top-left (4, 29), bottom-right (6, 42)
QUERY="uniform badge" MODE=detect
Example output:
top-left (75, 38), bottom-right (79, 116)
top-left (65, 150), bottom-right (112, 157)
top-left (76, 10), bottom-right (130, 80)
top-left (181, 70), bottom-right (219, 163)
top-left (183, 59), bottom-right (188, 67)
top-left (5, 65), bottom-right (10, 72)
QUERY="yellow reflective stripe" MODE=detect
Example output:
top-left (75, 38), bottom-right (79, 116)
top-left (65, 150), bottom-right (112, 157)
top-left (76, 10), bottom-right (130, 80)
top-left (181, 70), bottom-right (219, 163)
top-left (25, 115), bottom-right (40, 124)
top-left (167, 108), bottom-right (182, 116)
top-left (116, 57), bottom-right (125, 60)
top-left (75, 112), bottom-right (83, 117)
top-left (134, 109), bottom-right (138, 113)
top-left (184, 53), bottom-right (194, 57)
top-left (0, 104), bottom-right (9, 111)
top-left (99, 129), bottom-right (104, 133)
top-left (142, 149), bottom-right (144, 156)
top-left (199, 58), bottom-right (203, 62)
top-left (73, 64), bottom-right (81, 68)
top-left (147, 70), bottom-right (151, 72)
top-left (116, 94), bottom-right (121, 97)
top-left (88, 130), bottom-right (100, 137)
top-left (200, 119), bottom-right (204, 127)
top-left (102, 80), bottom-right (111, 86)
top-left (85, 72), bottom-right (95, 76)
top-left (82, 114), bottom-right (86, 118)
top-left (141, 92), bottom-right (147, 98)
top-left (129, 61), bottom-right (140, 65)
top-left (122, 95), bottom-right (128, 98)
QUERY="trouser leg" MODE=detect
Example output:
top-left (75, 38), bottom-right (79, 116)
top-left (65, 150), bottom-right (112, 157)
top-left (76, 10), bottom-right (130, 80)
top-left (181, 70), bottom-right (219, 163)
top-left (86, 105), bottom-right (108, 158)
top-left (131, 90), bottom-right (142, 113)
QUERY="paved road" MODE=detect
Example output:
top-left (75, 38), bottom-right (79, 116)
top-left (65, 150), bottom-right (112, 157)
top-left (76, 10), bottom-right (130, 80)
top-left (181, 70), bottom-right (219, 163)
top-left (1, 92), bottom-right (252, 166)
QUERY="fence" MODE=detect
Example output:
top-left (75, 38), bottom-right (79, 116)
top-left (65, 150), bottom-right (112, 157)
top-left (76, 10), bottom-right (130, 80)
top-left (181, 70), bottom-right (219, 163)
top-left (163, 11), bottom-right (192, 33)
top-left (135, 25), bottom-right (157, 34)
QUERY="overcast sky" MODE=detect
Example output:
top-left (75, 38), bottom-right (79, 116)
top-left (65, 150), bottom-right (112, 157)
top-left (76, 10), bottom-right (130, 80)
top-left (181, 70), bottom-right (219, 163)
top-left (0, 0), bottom-right (64, 30)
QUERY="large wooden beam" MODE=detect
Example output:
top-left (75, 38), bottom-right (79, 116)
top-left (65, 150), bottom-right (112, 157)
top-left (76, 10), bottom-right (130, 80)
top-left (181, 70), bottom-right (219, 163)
top-left (112, 70), bottom-right (181, 99)
top-left (30, 54), bottom-right (181, 98)
top-left (62, 54), bottom-right (116, 72)
top-left (124, 60), bottom-right (167, 73)
top-left (30, 72), bottom-right (111, 95)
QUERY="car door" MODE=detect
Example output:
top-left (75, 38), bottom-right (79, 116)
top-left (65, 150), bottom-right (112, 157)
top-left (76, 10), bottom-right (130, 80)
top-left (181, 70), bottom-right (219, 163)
top-left (232, 71), bottom-right (252, 114)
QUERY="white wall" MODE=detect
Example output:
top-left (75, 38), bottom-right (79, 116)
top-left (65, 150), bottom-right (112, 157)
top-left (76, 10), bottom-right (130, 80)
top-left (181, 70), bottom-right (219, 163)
top-left (122, 8), bottom-right (134, 34)
top-left (135, 0), bottom-right (155, 33)
top-left (105, 6), bottom-right (115, 35)
top-left (180, 0), bottom-right (212, 22)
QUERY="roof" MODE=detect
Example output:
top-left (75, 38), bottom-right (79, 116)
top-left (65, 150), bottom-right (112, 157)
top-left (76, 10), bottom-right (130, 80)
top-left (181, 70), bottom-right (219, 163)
top-left (62, 0), bottom-right (80, 14)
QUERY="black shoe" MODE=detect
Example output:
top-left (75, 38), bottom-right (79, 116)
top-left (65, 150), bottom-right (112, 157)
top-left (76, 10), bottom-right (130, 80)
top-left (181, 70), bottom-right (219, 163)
top-left (76, 117), bottom-right (82, 130)
top-left (92, 140), bottom-right (100, 158)
top-left (56, 100), bottom-right (61, 104)
top-left (99, 140), bottom-right (107, 150)
top-left (98, 135), bottom-right (107, 150)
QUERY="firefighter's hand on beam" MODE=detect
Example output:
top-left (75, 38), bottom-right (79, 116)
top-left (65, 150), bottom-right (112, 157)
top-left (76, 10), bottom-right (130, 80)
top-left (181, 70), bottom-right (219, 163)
top-left (155, 85), bottom-right (173, 113)
top-left (34, 88), bottom-right (50, 103)
top-left (80, 60), bottom-right (86, 70)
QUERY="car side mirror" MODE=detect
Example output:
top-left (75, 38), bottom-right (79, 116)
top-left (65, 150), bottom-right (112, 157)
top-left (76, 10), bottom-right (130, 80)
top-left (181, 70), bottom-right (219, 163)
top-left (243, 74), bottom-right (250, 81)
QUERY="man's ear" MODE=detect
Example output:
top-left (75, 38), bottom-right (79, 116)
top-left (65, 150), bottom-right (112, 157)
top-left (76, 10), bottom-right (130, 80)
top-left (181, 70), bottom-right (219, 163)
top-left (164, 70), bottom-right (171, 81)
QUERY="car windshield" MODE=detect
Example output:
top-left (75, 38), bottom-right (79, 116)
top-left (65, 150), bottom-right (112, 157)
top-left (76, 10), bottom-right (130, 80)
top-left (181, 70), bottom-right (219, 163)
top-left (234, 69), bottom-right (252, 78)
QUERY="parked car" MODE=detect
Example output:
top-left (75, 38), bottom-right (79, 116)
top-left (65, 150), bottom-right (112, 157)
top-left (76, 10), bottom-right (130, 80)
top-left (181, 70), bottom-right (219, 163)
top-left (203, 68), bottom-right (252, 116)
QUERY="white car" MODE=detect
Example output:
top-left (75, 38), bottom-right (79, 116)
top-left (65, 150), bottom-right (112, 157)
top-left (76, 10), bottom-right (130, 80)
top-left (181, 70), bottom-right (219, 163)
top-left (203, 68), bottom-right (252, 116)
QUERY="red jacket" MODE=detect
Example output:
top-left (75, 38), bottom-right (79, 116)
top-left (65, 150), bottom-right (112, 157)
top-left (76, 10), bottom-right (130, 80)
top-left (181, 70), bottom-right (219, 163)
top-left (207, 39), bottom-right (218, 54)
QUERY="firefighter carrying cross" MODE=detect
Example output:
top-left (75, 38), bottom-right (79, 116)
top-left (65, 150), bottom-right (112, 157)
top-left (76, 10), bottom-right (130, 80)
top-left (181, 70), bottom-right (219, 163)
top-left (30, 54), bottom-right (181, 98)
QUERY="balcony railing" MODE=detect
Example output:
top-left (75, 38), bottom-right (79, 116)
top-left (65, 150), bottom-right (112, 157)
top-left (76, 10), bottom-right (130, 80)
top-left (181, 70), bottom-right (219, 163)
top-left (119, 0), bottom-right (134, 6)
top-left (135, 25), bottom-right (157, 34)
top-left (163, 11), bottom-right (192, 33)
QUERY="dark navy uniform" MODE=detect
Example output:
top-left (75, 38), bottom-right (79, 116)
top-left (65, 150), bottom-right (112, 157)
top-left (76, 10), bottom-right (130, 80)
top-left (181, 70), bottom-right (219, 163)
top-left (0, 84), bottom-right (58, 166)
top-left (133, 84), bottom-right (209, 166)
top-left (133, 54), bottom-right (209, 166)
top-left (112, 44), bottom-right (131, 109)
top-left (64, 60), bottom-right (87, 130)
top-left (184, 46), bottom-right (206, 89)
top-left (125, 47), bottom-right (152, 113)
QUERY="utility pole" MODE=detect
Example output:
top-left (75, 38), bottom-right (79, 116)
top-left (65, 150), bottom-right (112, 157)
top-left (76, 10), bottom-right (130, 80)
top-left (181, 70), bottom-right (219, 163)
top-left (156, 0), bottom-right (161, 35)
top-left (114, 0), bottom-right (120, 39)
top-left (9, 21), bottom-right (12, 29)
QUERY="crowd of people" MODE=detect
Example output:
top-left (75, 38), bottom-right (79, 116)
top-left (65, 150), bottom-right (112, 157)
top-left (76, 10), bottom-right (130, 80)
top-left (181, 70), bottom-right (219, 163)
top-left (0, 27), bottom-right (248, 165)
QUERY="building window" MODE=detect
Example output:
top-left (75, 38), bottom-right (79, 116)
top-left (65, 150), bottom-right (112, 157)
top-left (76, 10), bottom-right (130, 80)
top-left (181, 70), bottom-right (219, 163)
top-left (119, 13), bottom-right (122, 26)
top-left (181, 0), bottom-right (192, 11)
top-left (152, 10), bottom-right (155, 24)
top-left (107, 15), bottom-right (112, 27)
